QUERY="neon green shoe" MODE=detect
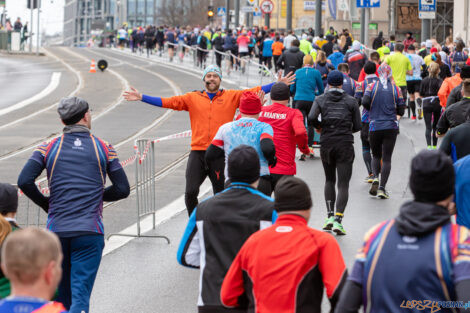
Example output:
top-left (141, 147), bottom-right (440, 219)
top-left (369, 178), bottom-right (379, 196)
top-left (332, 221), bottom-right (346, 235)
top-left (322, 217), bottom-right (335, 231)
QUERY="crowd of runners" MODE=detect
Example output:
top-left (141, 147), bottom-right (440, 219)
top-left (1, 23), bottom-right (470, 313)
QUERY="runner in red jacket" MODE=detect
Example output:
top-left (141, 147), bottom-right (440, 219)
top-left (258, 83), bottom-right (310, 192)
top-left (221, 177), bottom-right (347, 313)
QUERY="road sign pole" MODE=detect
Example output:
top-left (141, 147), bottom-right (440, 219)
top-left (315, 0), bottom-right (322, 36)
top-left (235, 0), bottom-right (239, 27)
top-left (286, 0), bottom-right (292, 31)
top-left (421, 19), bottom-right (431, 42)
top-left (29, 0), bottom-right (33, 53)
top-left (264, 13), bottom-right (270, 28)
top-left (226, 0), bottom-right (230, 30)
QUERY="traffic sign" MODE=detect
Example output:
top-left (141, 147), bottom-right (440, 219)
top-left (260, 0), bottom-right (274, 13)
top-left (247, 0), bottom-right (256, 4)
top-left (217, 7), bottom-right (226, 16)
top-left (356, 0), bottom-right (380, 8)
top-left (419, 11), bottom-right (436, 19)
top-left (253, 6), bottom-right (262, 16)
top-left (419, 0), bottom-right (436, 12)
top-left (241, 6), bottom-right (255, 13)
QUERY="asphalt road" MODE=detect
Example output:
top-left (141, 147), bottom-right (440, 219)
top-left (0, 47), bottom-right (433, 313)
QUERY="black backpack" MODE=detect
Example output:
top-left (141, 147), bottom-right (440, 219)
top-left (199, 36), bottom-right (207, 49)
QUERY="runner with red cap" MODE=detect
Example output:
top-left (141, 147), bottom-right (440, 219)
top-left (205, 91), bottom-right (276, 195)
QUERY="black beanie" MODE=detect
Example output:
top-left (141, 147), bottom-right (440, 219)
top-left (461, 66), bottom-right (470, 79)
top-left (0, 183), bottom-right (18, 215)
top-left (410, 150), bottom-right (455, 203)
top-left (274, 176), bottom-right (312, 212)
top-left (364, 61), bottom-right (377, 75)
top-left (270, 82), bottom-right (290, 101)
top-left (228, 145), bottom-right (260, 184)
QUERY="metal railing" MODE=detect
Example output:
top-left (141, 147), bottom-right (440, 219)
top-left (107, 139), bottom-right (170, 243)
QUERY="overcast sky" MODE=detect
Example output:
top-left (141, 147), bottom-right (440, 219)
top-left (5, 0), bottom-right (64, 35)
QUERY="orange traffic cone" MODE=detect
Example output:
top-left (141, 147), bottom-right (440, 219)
top-left (89, 59), bottom-right (96, 73)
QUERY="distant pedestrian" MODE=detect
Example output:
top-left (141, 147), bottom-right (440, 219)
top-left (276, 39), bottom-right (304, 76)
top-left (328, 45), bottom-right (344, 69)
top-left (17, 97), bottom-right (130, 313)
top-left (343, 41), bottom-right (366, 80)
top-left (13, 18), bottom-right (22, 32)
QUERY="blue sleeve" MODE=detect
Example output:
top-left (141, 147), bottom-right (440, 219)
top-left (271, 210), bottom-right (278, 224)
top-left (261, 82), bottom-right (275, 93)
top-left (315, 72), bottom-right (324, 95)
top-left (176, 208), bottom-right (200, 268)
top-left (142, 94), bottom-right (163, 107)
top-left (103, 168), bottom-right (130, 202)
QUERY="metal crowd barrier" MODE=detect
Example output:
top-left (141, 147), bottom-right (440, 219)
top-left (157, 42), bottom-right (277, 87)
top-left (107, 139), bottom-right (170, 243)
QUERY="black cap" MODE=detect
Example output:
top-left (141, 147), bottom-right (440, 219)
top-left (270, 82), bottom-right (290, 101)
top-left (228, 145), bottom-right (260, 184)
top-left (461, 66), bottom-right (470, 79)
top-left (0, 183), bottom-right (18, 215)
top-left (274, 176), bottom-right (312, 212)
top-left (410, 150), bottom-right (455, 203)
top-left (327, 70), bottom-right (344, 87)
top-left (364, 61), bottom-right (377, 75)
top-left (58, 97), bottom-right (89, 125)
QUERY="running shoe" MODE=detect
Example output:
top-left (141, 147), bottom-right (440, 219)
top-left (309, 147), bottom-right (315, 159)
top-left (369, 178), bottom-right (379, 196)
top-left (432, 146), bottom-right (437, 150)
top-left (427, 145), bottom-right (433, 150)
top-left (299, 154), bottom-right (307, 161)
top-left (365, 174), bottom-right (374, 183)
top-left (416, 98), bottom-right (423, 120)
top-left (377, 188), bottom-right (390, 199)
top-left (322, 217), bottom-right (335, 231)
top-left (332, 221), bottom-right (346, 235)
top-left (411, 116), bottom-right (416, 121)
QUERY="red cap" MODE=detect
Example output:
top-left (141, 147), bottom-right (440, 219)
top-left (239, 91), bottom-right (262, 115)
top-left (430, 47), bottom-right (438, 53)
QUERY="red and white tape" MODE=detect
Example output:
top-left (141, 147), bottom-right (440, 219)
top-left (18, 130), bottom-right (192, 197)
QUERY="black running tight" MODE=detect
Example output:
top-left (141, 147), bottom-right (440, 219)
top-left (423, 106), bottom-right (441, 147)
top-left (322, 161), bottom-right (353, 214)
top-left (369, 129), bottom-right (398, 189)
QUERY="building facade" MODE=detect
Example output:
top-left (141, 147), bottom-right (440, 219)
top-left (63, 0), bottom-right (117, 46)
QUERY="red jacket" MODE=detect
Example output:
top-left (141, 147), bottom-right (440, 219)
top-left (258, 103), bottom-right (309, 175)
top-left (221, 214), bottom-right (347, 313)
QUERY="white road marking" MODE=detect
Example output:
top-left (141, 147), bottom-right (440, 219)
top-left (103, 179), bottom-right (212, 256)
top-left (0, 49), bottom-right (84, 130)
top-left (0, 72), bottom-right (62, 116)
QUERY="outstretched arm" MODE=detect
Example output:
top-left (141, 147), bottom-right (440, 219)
top-left (124, 87), bottom-right (190, 111)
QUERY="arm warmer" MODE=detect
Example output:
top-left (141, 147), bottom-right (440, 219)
top-left (103, 167), bottom-right (130, 202)
top-left (142, 94), bottom-right (163, 107)
top-left (17, 160), bottom-right (49, 213)
top-left (396, 105), bottom-right (405, 116)
top-left (333, 280), bottom-right (362, 313)
top-left (261, 83), bottom-right (275, 94)
top-left (260, 138), bottom-right (276, 167)
top-left (362, 95), bottom-right (372, 110)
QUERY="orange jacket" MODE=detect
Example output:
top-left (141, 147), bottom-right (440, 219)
top-left (272, 41), bottom-right (284, 56)
top-left (438, 74), bottom-right (461, 108)
top-left (162, 87), bottom-right (261, 150)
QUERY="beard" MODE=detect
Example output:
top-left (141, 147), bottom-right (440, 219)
top-left (205, 80), bottom-right (220, 93)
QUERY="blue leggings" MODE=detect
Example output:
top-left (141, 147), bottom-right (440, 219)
top-left (57, 234), bottom-right (104, 313)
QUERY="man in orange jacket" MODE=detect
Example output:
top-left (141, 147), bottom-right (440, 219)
top-left (124, 65), bottom-right (294, 215)
top-left (438, 71), bottom-right (462, 108)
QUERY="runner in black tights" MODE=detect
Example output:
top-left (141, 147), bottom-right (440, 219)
top-left (362, 63), bottom-right (406, 199)
top-left (308, 70), bottom-right (361, 235)
top-left (419, 62), bottom-right (442, 149)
